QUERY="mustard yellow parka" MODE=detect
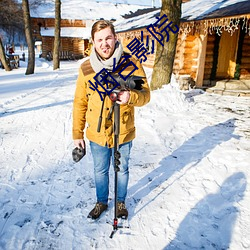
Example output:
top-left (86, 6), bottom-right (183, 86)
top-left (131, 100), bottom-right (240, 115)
top-left (72, 54), bottom-right (150, 148)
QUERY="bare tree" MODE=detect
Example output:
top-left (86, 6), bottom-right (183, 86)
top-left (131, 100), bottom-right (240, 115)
top-left (150, 0), bottom-right (182, 90)
top-left (53, 0), bottom-right (61, 70)
top-left (0, 0), bottom-right (23, 71)
top-left (29, 0), bottom-right (47, 8)
top-left (0, 0), bottom-right (24, 37)
top-left (22, 0), bottom-right (35, 75)
top-left (0, 37), bottom-right (11, 71)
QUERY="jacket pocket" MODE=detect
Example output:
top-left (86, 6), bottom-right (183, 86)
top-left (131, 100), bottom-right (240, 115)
top-left (120, 106), bottom-right (135, 134)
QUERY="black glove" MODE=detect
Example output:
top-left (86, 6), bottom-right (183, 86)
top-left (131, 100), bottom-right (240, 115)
top-left (72, 146), bottom-right (86, 162)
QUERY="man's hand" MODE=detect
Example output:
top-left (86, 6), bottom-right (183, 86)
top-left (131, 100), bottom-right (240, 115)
top-left (116, 90), bottom-right (130, 105)
top-left (72, 139), bottom-right (86, 162)
top-left (74, 139), bottom-right (85, 149)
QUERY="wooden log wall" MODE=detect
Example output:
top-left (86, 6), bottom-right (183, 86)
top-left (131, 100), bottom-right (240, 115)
top-left (41, 37), bottom-right (53, 58)
top-left (118, 29), bottom-right (199, 79)
top-left (173, 34), bottom-right (199, 80)
top-left (142, 53), bottom-right (155, 68)
top-left (61, 38), bottom-right (74, 52)
top-left (41, 37), bottom-right (87, 58)
top-left (117, 32), bottom-right (156, 68)
top-left (32, 18), bottom-right (86, 29)
top-left (173, 34), bottom-right (185, 75)
top-left (184, 35), bottom-right (198, 79)
top-left (72, 38), bottom-right (88, 56)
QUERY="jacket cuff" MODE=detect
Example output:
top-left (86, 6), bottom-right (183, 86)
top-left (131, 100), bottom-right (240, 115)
top-left (72, 131), bottom-right (84, 140)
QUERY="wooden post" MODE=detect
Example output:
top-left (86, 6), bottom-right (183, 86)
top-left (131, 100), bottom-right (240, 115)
top-left (195, 32), bottom-right (207, 88)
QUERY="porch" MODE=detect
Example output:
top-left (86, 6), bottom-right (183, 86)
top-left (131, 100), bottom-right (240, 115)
top-left (205, 79), bottom-right (250, 97)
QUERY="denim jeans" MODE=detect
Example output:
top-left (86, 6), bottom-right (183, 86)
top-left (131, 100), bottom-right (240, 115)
top-left (90, 140), bottom-right (132, 205)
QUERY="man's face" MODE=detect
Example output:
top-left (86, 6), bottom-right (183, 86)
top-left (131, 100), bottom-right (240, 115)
top-left (93, 27), bottom-right (117, 60)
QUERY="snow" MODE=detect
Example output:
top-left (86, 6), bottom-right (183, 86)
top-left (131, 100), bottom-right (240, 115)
top-left (114, 9), bottom-right (159, 32)
top-left (92, 0), bottom-right (161, 7)
top-left (29, 0), bottom-right (250, 29)
top-left (115, 0), bottom-right (250, 32)
top-left (30, 0), bottom-right (153, 20)
top-left (0, 48), bottom-right (250, 250)
top-left (182, 0), bottom-right (249, 21)
top-left (40, 27), bottom-right (92, 39)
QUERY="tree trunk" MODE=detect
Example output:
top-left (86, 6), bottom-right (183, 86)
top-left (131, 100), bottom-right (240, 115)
top-left (53, 0), bottom-right (61, 70)
top-left (150, 0), bottom-right (182, 90)
top-left (22, 0), bottom-right (35, 75)
top-left (0, 37), bottom-right (11, 71)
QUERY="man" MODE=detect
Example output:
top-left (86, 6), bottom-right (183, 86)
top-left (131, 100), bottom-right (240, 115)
top-left (72, 20), bottom-right (150, 220)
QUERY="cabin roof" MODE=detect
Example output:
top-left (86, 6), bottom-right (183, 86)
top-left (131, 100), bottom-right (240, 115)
top-left (40, 27), bottom-right (91, 39)
top-left (114, 0), bottom-right (250, 33)
top-left (30, 0), bottom-right (152, 20)
top-left (182, 0), bottom-right (250, 21)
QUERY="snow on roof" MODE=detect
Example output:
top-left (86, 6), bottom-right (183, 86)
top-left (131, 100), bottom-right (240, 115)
top-left (40, 27), bottom-right (91, 39)
top-left (182, 0), bottom-right (250, 21)
top-left (30, 0), bottom-right (152, 20)
top-left (114, 9), bottom-right (159, 32)
top-left (114, 0), bottom-right (250, 33)
top-left (86, 0), bottom-right (161, 7)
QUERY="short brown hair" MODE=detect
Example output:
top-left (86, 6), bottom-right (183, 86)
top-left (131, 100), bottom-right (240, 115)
top-left (91, 20), bottom-right (116, 40)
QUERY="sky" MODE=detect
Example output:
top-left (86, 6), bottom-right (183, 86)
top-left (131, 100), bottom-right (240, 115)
top-left (0, 48), bottom-right (249, 249)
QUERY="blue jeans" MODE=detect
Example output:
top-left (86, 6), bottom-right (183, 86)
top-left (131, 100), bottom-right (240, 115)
top-left (90, 141), bottom-right (132, 205)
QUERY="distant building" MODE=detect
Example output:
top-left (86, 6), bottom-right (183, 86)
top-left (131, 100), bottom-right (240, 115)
top-left (30, 0), bottom-right (152, 60)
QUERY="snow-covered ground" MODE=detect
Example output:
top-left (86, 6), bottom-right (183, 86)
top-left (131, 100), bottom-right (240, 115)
top-left (0, 49), bottom-right (250, 250)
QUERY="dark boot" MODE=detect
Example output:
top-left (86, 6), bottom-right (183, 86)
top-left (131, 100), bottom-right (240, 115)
top-left (87, 202), bottom-right (108, 220)
top-left (117, 202), bottom-right (128, 219)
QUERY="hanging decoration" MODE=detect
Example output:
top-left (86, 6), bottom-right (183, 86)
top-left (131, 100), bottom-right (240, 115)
top-left (242, 16), bottom-right (250, 36)
top-left (180, 15), bottom-right (250, 37)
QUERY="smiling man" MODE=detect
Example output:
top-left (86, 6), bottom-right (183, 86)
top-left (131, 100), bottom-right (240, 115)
top-left (72, 20), bottom-right (150, 220)
top-left (91, 22), bottom-right (116, 59)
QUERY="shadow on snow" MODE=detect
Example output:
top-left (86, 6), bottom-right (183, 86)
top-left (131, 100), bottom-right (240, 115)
top-left (0, 100), bottom-right (73, 117)
top-left (127, 118), bottom-right (244, 247)
top-left (128, 118), bottom-right (239, 213)
top-left (164, 172), bottom-right (247, 249)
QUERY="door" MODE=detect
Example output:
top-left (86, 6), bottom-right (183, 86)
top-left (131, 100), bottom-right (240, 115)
top-left (216, 30), bottom-right (239, 78)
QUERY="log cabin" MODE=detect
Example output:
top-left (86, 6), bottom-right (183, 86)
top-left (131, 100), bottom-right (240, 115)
top-left (114, 0), bottom-right (250, 95)
top-left (31, 18), bottom-right (92, 60)
top-left (30, 1), bottom-right (153, 60)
